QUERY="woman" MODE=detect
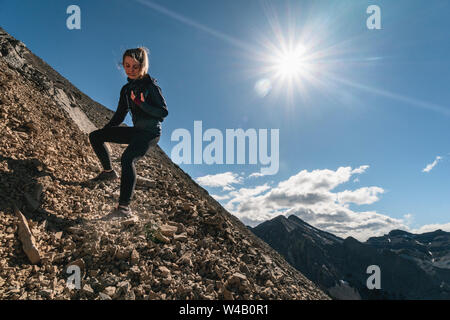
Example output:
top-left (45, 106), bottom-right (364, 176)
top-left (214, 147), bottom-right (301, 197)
top-left (88, 47), bottom-right (168, 219)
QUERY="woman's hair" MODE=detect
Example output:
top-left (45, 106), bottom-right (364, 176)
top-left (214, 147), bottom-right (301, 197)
top-left (122, 47), bottom-right (150, 78)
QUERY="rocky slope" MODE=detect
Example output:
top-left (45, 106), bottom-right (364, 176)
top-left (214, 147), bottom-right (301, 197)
top-left (250, 215), bottom-right (450, 300)
top-left (0, 26), bottom-right (329, 300)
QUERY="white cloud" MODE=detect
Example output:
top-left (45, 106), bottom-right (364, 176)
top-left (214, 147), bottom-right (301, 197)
top-left (352, 165), bottom-right (370, 174)
top-left (216, 165), bottom-right (413, 241)
top-left (276, 166), bottom-right (369, 194)
top-left (411, 222), bottom-right (450, 234)
top-left (248, 171), bottom-right (269, 178)
top-left (337, 187), bottom-right (385, 205)
top-left (422, 156), bottom-right (443, 173)
top-left (195, 172), bottom-right (243, 191)
top-left (224, 184), bottom-right (272, 212)
top-left (403, 213), bottom-right (414, 226)
top-left (210, 194), bottom-right (231, 201)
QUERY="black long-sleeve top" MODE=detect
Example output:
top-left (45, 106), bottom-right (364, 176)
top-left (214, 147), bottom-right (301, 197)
top-left (104, 73), bottom-right (168, 136)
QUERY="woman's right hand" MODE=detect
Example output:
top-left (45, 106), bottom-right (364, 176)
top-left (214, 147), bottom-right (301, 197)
top-left (131, 90), bottom-right (145, 106)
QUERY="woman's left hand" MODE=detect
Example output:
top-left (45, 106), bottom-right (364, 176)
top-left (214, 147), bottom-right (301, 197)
top-left (131, 90), bottom-right (145, 105)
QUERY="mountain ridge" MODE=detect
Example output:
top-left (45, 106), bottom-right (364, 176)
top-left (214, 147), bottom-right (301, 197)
top-left (250, 214), bottom-right (450, 299)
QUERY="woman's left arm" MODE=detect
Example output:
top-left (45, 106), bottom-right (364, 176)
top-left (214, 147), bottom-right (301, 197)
top-left (132, 82), bottom-right (168, 120)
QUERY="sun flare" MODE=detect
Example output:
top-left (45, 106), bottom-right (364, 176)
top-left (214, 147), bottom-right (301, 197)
top-left (273, 44), bottom-right (308, 79)
top-left (255, 39), bottom-right (319, 102)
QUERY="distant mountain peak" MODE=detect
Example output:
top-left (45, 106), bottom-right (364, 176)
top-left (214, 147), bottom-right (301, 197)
top-left (287, 214), bottom-right (306, 224)
top-left (388, 229), bottom-right (412, 237)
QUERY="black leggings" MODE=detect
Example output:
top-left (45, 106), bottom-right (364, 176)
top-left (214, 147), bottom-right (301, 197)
top-left (89, 126), bottom-right (160, 206)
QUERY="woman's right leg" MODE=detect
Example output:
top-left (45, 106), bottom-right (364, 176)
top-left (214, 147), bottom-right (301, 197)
top-left (88, 126), bottom-right (138, 171)
top-left (119, 134), bottom-right (160, 206)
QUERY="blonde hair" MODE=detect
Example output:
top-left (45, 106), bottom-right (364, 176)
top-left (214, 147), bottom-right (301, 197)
top-left (122, 47), bottom-right (149, 79)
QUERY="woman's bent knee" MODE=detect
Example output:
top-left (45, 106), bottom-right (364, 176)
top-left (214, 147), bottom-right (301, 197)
top-left (89, 129), bottom-right (102, 143)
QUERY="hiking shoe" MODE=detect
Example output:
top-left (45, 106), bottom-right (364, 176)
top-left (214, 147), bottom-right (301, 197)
top-left (91, 169), bottom-right (118, 182)
top-left (101, 204), bottom-right (136, 221)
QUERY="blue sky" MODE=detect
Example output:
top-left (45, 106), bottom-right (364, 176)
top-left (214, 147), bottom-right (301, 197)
top-left (2, 0), bottom-right (450, 240)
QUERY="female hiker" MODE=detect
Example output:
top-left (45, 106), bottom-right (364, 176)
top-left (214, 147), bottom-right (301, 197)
top-left (88, 47), bottom-right (168, 219)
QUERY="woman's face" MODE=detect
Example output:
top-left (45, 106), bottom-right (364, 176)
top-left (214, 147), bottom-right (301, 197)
top-left (123, 56), bottom-right (142, 79)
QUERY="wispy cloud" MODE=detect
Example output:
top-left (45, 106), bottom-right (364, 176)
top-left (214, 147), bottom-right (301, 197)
top-left (403, 213), bottom-right (414, 226)
top-left (321, 71), bottom-right (450, 117)
top-left (248, 171), bottom-right (273, 178)
top-left (422, 156), bottom-right (443, 173)
top-left (135, 0), bottom-right (255, 52)
top-left (195, 172), bottom-right (243, 191)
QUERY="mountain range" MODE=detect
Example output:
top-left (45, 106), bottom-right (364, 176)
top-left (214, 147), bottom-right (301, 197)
top-left (250, 214), bottom-right (450, 299)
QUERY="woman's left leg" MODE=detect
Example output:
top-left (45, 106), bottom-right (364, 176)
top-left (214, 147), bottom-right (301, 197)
top-left (119, 133), bottom-right (160, 206)
top-left (89, 126), bottom-right (138, 171)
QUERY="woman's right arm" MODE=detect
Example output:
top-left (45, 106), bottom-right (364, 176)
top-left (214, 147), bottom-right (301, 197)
top-left (103, 86), bottom-right (128, 128)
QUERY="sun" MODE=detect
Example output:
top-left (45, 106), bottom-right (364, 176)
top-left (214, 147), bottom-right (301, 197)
top-left (254, 40), bottom-right (318, 101)
top-left (256, 38), bottom-right (318, 93)
top-left (273, 44), bottom-right (309, 79)
top-left (247, 7), bottom-right (332, 102)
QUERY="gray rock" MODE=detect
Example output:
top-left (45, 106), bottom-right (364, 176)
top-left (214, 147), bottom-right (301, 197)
top-left (98, 292), bottom-right (112, 300)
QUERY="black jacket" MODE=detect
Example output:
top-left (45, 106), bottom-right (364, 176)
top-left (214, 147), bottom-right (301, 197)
top-left (104, 73), bottom-right (168, 136)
